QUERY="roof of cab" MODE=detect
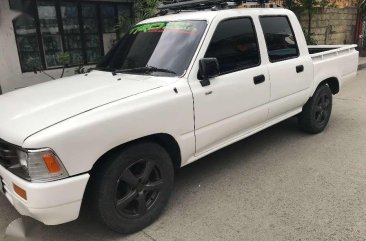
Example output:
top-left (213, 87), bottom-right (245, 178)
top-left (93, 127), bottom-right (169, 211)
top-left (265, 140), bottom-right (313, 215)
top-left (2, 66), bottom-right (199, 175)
top-left (140, 8), bottom-right (292, 24)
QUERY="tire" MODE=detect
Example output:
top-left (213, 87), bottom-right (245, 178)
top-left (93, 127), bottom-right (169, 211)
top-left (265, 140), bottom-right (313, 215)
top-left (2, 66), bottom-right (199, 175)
top-left (298, 84), bottom-right (333, 134)
top-left (90, 142), bottom-right (174, 234)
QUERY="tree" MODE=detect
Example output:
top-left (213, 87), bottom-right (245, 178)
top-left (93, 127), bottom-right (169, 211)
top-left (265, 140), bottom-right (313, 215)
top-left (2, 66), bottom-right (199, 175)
top-left (134, 0), bottom-right (160, 22)
top-left (116, 0), bottom-right (160, 38)
top-left (302, 0), bottom-right (318, 35)
top-left (282, 0), bottom-right (303, 16)
top-left (283, 0), bottom-right (330, 44)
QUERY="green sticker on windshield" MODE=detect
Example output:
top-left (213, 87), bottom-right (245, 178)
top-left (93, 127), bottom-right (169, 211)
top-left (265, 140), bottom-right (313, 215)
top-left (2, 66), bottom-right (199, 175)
top-left (130, 22), bottom-right (197, 34)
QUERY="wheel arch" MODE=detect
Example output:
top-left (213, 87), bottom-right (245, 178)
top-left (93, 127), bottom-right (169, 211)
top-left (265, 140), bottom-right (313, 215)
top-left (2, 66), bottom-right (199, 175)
top-left (83, 133), bottom-right (181, 207)
top-left (315, 77), bottom-right (340, 95)
top-left (90, 133), bottom-right (182, 174)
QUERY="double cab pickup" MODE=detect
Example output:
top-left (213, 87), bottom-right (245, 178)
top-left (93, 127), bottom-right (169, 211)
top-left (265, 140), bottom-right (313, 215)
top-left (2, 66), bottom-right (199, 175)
top-left (0, 8), bottom-right (358, 233)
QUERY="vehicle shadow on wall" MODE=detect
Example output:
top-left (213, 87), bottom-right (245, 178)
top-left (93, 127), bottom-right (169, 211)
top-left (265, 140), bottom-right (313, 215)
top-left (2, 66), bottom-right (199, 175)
top-left (2, 116), bottom-right (311, 241)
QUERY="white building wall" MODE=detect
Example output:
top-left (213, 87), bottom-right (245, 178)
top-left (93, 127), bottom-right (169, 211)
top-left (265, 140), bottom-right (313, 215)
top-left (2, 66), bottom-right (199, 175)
top-left (0, 0), bottom-right (107, 94)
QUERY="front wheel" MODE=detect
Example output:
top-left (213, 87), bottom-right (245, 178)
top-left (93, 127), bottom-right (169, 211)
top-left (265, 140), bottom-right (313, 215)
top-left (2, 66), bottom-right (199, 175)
top-left (90, 142), bottom-right (174, 234)
top-left (298, 84), bottom-right (333, 134)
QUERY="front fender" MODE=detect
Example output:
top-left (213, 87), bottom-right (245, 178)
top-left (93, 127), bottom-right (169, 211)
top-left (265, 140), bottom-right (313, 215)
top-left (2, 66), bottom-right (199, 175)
top-left (22, 82), bottom-right (195, 176)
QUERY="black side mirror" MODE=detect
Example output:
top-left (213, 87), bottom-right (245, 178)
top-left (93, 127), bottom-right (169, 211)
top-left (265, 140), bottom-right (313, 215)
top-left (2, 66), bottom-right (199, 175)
top-left (199, 58), bottom-right (220, 87)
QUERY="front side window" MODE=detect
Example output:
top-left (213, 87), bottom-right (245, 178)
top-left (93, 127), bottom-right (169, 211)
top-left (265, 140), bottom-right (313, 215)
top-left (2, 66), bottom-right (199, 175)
top-left (204, 17), bottom-right (260, 74)
top-left (97, 21), bottom-right (207, 76)
top-left (260, 16), bottom-right (299, 62)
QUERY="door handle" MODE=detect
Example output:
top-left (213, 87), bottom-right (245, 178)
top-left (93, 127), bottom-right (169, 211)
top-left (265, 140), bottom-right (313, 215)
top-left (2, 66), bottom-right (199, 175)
top-left (253, 75), bottom-right (265, 85)
top-left (296, 65), bottom-right (304, 73)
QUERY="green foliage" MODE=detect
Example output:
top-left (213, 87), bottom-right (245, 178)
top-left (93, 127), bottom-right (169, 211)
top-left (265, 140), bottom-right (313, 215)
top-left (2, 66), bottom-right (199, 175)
top-left (115, 0), bottom-right (160, 39)
top-left (134, 0), bottom-right (160, 22)
top-left (358, 0), bottom-right (366, 16)
top-left (58, 52), bottom-right (70, 67)
top-left (283, 0), bottom-right (332, 45)
top-left (115, 16), bottom-right (134, 39)
top-left (31, 52), bottom-right (71, 80)
top-left (282, 0), bottom-right (303, 16)
top-left (303, 29), bottom-right (318, 45)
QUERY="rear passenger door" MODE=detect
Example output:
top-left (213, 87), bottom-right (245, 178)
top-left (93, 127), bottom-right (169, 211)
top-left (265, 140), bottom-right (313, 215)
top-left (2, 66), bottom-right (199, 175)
top-left (259, 16), bottom-right (312, 119)
top-left (190, 17), bottom-right (270, 155)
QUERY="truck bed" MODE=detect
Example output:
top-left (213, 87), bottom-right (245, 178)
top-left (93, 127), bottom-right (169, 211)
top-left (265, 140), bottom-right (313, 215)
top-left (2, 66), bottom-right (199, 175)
top-left (309, 44), bottom-right (359, 90)
top-left (308, 46), bottom-right (337, 54)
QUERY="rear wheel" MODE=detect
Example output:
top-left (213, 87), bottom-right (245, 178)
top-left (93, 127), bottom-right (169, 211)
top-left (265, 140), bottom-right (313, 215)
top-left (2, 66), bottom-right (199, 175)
top-left (298, 84), bottom-right (333, 134)
top-left (91, 142), bottom-right (174, 234)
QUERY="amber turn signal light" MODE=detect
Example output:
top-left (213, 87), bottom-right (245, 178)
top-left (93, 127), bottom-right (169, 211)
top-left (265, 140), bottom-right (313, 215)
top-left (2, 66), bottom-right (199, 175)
top-left (42, 153), bottom-right (61, 173)
top-left (13, 183), bottom-right (27, 200)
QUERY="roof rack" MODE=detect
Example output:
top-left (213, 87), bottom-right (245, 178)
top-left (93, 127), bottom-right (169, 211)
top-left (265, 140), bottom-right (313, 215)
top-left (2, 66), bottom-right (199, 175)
top-left (158, 0), bottom-right (277, 15)
top-left (159, 0), bottom-right (239, 12)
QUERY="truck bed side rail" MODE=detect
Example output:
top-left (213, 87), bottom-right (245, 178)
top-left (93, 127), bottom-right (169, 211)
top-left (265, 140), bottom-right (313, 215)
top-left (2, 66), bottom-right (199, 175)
top-left (309, 44), bottom-right (358, 61)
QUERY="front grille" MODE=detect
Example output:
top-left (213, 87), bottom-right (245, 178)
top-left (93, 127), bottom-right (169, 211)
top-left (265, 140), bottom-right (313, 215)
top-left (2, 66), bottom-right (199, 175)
top-left (0, 140), bottom-right (19, 169)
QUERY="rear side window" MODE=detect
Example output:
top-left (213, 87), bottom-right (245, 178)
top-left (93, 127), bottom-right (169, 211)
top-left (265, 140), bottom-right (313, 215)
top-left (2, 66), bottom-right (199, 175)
top-left (260, 16), bottom-right (299, 62)
top-left (204, 17), bottom-right (260, 74)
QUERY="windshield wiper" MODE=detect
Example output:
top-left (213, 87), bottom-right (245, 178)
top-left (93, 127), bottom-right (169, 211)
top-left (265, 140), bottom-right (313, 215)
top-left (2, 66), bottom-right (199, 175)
top-left (112, 66), bottom-right (177, 76)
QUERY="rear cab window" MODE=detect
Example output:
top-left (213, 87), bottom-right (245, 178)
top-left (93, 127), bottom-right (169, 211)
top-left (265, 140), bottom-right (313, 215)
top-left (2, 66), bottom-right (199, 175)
top-left (259, 16), bottom-right (299, 62)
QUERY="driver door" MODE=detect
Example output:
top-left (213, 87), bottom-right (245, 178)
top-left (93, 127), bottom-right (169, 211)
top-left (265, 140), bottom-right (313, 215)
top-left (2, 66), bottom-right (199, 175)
top-left (189, 16), bottom-right (270, 155)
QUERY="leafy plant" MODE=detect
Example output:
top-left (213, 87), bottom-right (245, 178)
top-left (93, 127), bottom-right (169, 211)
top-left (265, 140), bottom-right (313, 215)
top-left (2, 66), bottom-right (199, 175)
top-left (283, 0), bottom-right (332, 45)
top-left (303, 29), bottom-right (318, 45)
top-left (357, 0), bottom-right (366, 15)
top-left (31, 52), bottom-right (70, 80)
top-left (115, 16), bottom-right (134, 39)
top-left (301, 0), bottom-right (321, 34)
top-left (134, 0), bottom-right (160, 22)
top-left (115, 0), bottom-right (160, 39)
top-left (282, 0), bottom-right (303, 16)
top-left (58, 52), bottom-right (70, 78)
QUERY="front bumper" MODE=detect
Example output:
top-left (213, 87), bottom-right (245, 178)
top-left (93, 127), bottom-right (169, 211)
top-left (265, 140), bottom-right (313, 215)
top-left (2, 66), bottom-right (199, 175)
top-left (0, 164), bottom-right (89, 225)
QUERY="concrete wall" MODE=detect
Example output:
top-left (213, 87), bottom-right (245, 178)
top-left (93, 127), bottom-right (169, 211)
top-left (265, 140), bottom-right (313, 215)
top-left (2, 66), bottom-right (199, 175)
top-left (299, 7), bottom-right (357, 45)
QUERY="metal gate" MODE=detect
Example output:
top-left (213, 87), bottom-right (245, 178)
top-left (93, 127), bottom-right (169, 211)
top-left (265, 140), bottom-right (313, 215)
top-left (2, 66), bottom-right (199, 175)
top-left (361, 19), bottom-right (366, 47)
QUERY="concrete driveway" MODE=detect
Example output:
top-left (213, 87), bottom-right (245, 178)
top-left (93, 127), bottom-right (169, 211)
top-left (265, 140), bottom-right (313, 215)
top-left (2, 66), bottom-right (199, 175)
top-left (1, 69), bottom-right (366, 241)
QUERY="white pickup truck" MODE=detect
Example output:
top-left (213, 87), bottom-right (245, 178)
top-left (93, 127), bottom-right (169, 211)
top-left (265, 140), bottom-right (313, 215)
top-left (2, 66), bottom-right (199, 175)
top-left (0, 8), bottom-right (358, 234)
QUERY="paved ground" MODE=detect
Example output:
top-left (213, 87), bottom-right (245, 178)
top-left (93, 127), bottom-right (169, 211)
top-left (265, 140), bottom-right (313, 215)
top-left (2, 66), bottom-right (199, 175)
top-left (358, 57), bottom-right (366, 70)
top-left (359, 57), bottom-right (366, 65)
top-left (1, 68), bottom-right (366, 241)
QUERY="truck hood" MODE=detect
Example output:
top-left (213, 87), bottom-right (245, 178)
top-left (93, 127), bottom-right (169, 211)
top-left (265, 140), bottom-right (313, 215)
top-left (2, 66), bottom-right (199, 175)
top-left (0, 71), bottom-right (175, 146)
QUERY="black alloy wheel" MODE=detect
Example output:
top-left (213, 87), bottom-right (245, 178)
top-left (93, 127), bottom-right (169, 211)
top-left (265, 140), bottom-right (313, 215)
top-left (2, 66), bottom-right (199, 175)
top-left (90, 142), bottom-right (174, 234)
top-left (313, 93), bottom-right (331, 126)
top-left (115, 159), bottom-right (164, 218)
top-left (298, 84), bottom-right (333, 134)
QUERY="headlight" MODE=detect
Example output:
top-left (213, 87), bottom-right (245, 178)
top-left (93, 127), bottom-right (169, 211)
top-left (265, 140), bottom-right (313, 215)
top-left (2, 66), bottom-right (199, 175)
top-left (9, 148), bottom-right (69, 182)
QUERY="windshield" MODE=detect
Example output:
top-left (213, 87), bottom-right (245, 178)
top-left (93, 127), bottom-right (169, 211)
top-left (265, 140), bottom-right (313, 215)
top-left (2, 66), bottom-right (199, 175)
top-left (96, 20), bottom-right (207, 76)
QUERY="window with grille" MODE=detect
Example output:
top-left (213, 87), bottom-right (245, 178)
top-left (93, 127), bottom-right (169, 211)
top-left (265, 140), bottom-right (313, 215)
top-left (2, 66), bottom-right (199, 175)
top-left (11, 0), bottom-right (133, 72)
